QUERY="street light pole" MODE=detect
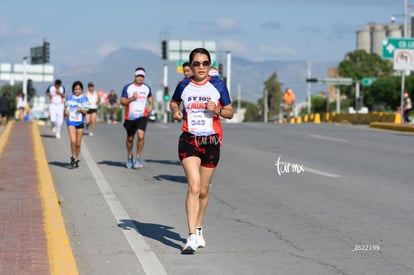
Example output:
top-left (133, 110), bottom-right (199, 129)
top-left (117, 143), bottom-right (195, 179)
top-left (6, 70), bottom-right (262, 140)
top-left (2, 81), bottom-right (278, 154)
top-left (404, 0), bottom-right (408, 37)
top-left (400, 0), bottom-right (408, 124)
top-left (22, 56), bottom-right (28, 107)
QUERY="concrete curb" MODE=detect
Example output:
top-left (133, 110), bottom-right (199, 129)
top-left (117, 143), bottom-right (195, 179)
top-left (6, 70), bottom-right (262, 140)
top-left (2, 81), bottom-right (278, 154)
top-left (369, 122), bottom-right (414, 133)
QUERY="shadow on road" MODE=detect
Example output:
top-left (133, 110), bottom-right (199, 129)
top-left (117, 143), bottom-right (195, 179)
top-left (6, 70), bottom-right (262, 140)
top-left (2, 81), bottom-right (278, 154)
top-left (97, 160), bottom-right (126, 167)
top-left (118, 219), bottom-right (186, 250)
top-left (153, 174), bottom-right (187, 184)
top-left (145, 159), bottom-right (181, 166)
top-left (48, 161), bottom-right (71, 169)
top-left (40, 134), bottom-right (57, 139)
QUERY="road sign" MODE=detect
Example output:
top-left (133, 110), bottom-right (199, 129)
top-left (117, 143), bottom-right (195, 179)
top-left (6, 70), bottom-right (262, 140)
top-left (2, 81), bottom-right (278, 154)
top-left (168, 40), bottom-right (216, 62)
top-left (319, 77), bottom-right (353, 85)
top-left (361, 77), bottom-right (376, 86)
top-left (382, 38), bottom-right (414, 59)
top-left (393, 49), bottom-right (414, 71)
top-left (306, 77), bottom-right (353, 85)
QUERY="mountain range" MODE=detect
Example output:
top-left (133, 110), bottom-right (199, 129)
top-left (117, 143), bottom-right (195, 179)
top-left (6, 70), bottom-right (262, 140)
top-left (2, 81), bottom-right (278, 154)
top-left (42, 48), bottom-right (337, 103)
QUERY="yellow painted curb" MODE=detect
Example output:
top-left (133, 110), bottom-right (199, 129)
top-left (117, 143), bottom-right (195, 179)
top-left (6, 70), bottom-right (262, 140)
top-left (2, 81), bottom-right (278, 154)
top-left (370, 122), bottom-right (414, 133)
top-left (32, 122), bottom-right (79, 275)
top-left (0, 121), bottom-right (14, 156)
top-left (394, 113), bottom-right (402, 124)
top-left (314, 113), bottom-right (321, 124)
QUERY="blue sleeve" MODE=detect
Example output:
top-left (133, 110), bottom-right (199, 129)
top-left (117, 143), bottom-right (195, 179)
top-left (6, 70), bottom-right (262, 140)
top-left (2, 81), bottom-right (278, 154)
top-left (45, 85), bottom-right (52, 93)
top-left (121, 83), bottom-right (130, 98)
top-left (146, 83), bottom-right (152, 97)
top-left (210, 77), bottom-right (231, 106)
top-left (172, 78), bottom-right (189, 102)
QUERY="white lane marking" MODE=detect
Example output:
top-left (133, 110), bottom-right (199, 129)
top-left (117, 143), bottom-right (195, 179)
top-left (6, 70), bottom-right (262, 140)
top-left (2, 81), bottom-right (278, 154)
top-left (278, 161), bottom-right (342, 178)
top-left (303, 166), bottom-right (342, 178)
top-left (309, 134), bottom-right (349, 143)
top-left (81, 142), bottom-right (167, 275)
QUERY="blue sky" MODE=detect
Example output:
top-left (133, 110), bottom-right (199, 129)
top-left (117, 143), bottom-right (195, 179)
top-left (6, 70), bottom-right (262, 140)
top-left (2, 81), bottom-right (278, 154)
top-left (0, 0), bottom-right (405, 67)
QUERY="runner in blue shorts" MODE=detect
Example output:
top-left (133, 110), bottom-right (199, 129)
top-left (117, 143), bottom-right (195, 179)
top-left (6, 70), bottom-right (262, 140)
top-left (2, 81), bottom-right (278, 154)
top-left (65, 81), bottom-right (89, 169)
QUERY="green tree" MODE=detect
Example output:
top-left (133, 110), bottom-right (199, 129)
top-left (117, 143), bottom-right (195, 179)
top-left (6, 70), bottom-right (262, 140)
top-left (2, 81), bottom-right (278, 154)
top-left (311, 96), bottom-right (326, 114)
top-left (364, 75), bottom-right (402, 111)
top-left (0, 84), bottom-right (21, 118)
top-left (339, 50), bottom-right (393, 81)
top-left (243, 102), bottom-right (260, 122)
top-left (255, 72), bottom-right (283, 121)
top-left (338, 50), bottom-right (393, 101)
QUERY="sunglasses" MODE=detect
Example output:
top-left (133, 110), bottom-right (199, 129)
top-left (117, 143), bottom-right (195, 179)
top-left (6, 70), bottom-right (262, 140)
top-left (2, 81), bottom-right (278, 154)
top-left (192, 61), bottom-right (211, 67)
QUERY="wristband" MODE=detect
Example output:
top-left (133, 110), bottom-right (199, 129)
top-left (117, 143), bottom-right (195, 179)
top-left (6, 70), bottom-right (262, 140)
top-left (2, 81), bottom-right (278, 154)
top-left (219, 107), bottom-right (223, 116)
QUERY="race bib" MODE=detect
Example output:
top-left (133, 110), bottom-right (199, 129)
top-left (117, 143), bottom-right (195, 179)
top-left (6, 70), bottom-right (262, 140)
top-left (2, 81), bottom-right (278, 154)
top-left (69, 106), bottom-right (82, 122)
top-left (187, 110), bottom-right (213, 134)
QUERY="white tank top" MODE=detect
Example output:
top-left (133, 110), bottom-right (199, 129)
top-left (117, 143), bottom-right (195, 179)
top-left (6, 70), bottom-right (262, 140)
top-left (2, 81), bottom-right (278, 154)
top-left (86, 91), bottom-right (98, 109)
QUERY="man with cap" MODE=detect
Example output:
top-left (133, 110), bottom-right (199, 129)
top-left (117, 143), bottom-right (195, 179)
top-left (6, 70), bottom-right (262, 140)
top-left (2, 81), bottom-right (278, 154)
top-left (120, 67), bottom-right (153, 169)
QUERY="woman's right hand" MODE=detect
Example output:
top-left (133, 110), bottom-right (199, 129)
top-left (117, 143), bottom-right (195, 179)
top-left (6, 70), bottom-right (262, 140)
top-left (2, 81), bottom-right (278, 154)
top-left (172, 110), bottom-right (183, 121)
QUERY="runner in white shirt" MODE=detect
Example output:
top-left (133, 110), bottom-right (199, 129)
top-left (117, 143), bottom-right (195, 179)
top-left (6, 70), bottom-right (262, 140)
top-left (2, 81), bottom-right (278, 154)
top-left (84, 82), bottom-right (100, 136)
top-left (120, 67), bottom-right (153, 169)
top-left (170, 48), bottom-right (233, 254)
top-left (45, 79), bottom-right (65, 139)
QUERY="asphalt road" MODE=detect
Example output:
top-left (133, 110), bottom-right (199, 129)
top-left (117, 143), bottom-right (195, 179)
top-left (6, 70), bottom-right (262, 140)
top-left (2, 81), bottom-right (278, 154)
top-left (40, 122), bottom-right (414, 275)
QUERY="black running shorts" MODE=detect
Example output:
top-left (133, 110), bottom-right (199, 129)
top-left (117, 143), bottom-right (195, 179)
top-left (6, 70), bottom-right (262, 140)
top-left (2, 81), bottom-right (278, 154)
top-left (178, 131), bottom-right (220, 168)
top-left (123, 117), bottom-right (148, 136)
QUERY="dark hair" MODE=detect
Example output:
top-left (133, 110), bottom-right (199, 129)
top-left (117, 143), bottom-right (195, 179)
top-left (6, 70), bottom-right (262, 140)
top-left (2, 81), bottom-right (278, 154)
top-left (182, 62), bottom-right (190, 68)
top-left (135, 67), bottom-right (145, 72)
top-left (72, 80), bottom-right (83, 92)
top-left (189, 48), bottom-right (211, 64)
top-left (18, 92), bottom-right (25, 100)
top-left (55, 79), bottom-right (62, 85)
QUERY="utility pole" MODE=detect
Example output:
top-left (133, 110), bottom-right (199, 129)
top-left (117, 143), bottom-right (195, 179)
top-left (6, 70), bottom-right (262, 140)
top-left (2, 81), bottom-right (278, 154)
top-left (22, 57), bottom-right (28, 107)
top-left (306, 61), bottom-right (311, 114)
top-left (264, 88), bottom-right (268, 123)
top-left (400, 0), bottom-right (408, 124)
top-left (226, 51), bottom-right (232, 96)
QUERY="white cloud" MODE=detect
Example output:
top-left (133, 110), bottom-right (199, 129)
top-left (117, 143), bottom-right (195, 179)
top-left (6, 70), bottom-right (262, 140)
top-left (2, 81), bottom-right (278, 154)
top-left (257, 44), bottom-right (297, 56)
top-left (192, 18), bottom-right (241, 35)
top-left (97, 42), bottom-right (120, 56)
top-left (216, 19), bottom-right (239, 32)
top-left (0, 24), bottom-right (33, 39)
top-left (218, 39), bottom-right (249, 55)
top-left (134, 41), bottom-right (160, 55)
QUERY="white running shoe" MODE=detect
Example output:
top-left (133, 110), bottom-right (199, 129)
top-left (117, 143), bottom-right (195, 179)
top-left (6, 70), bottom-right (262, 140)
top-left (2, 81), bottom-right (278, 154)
top-left (89, 132), bottom-right (94, 137)
top-left (183, 234), bottom-right (197, 253)
top-left (134, 157), bottom-right (143, 169)
top-left (196, 227), bottom-right (206, 248)
top-left (56, 132), bottom-right (61, 139)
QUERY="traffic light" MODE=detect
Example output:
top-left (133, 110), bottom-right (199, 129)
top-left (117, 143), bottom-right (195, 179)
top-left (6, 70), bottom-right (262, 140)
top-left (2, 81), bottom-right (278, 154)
top-left (163, 86), bottom-right (169, 101)
top-left (161, 40), bottom-right (167, 60)
top-left (267, 93), bottom-right (273, 109)
top-left (43, 41), bottom-right (50, 63)
top-left (27, 79), bottom-right (36, 98)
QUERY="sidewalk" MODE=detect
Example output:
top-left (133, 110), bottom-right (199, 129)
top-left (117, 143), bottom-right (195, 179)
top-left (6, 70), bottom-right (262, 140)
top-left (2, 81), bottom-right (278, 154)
top-left (0, 121), bottom-right (78, 275)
